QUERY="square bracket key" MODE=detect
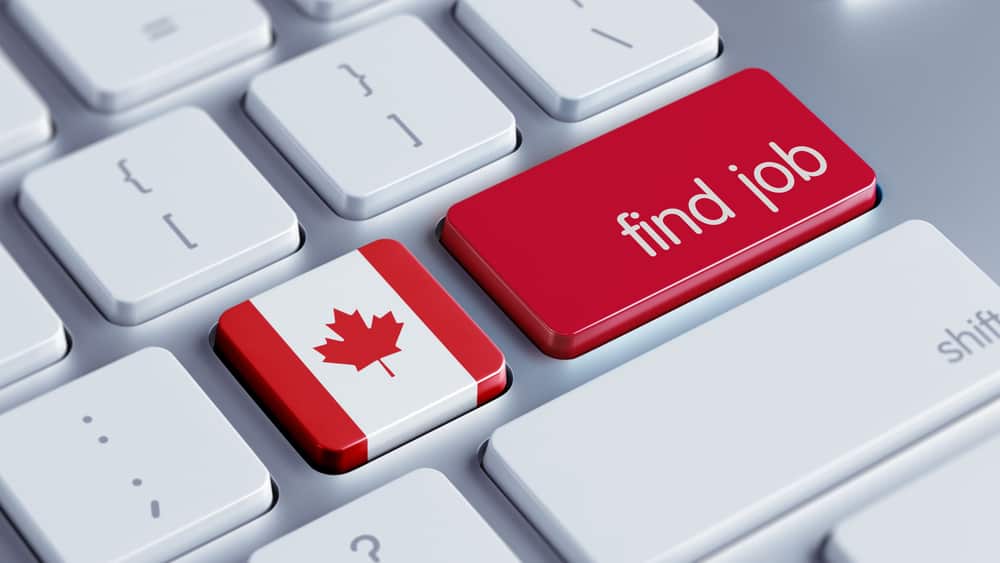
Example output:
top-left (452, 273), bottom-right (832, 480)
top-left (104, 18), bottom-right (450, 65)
top-left (246, 15), bottom-right (516, 219)
top-left (19, 107), bottom-right (300, 325)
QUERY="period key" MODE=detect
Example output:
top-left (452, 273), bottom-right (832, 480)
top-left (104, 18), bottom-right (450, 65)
top-left (442, 68), bottom-right (878, 358)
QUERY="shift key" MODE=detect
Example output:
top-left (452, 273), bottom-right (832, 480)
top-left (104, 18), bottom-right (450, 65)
top-left (483, 221), bottom-right (1000, 563)
top-left (443, 68), bottom-right (877, 358)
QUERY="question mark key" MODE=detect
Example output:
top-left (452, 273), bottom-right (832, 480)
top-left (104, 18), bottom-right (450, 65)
top-left (250, 469), bottom-right (517, 562)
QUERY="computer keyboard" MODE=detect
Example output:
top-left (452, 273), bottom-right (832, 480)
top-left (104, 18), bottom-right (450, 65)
top-left (1, 1), bottom-right (1000, 562)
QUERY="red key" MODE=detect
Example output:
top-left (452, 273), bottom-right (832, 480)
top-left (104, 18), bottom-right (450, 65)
top-left (442, 68), bottom-right (877, 358)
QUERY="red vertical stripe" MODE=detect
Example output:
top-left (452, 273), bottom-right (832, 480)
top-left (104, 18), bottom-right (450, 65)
top-left (360, 239), bottom-right (507, 404)
top-left (217, 301), bottom-right (368, 473)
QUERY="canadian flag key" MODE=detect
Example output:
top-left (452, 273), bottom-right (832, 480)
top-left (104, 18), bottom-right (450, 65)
top-left (217, 240), bottom-right (507, 473)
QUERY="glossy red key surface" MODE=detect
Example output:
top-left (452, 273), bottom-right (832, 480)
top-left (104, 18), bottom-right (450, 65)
top-left (442, 69), bottom-right (877, 358)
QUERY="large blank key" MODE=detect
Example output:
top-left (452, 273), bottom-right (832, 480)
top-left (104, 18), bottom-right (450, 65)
top-left (484, 221), bottom-right (1000, 563)
top-left (0, 50), bottom-right (51, 162)
top-left (0, 243), bottom-right (66, 387)
top-left (0, 348), bottom-right (273, 563)
top-left (457, 0), bottom-right (719, 121)
top-left (8, 0), bottom-right (271, 112)
top-left (251, 469), bottom-right (517, 562)
top-left (19, 108), bottom-right (299, 325)
top-left (824, 430), bottom-right (1000, 563)
top-left (247, 15), bottom-right (516, 219)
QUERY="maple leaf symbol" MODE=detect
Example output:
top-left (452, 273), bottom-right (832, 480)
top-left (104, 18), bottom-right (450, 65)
top-left (314, 309), bottom-right (404, 378)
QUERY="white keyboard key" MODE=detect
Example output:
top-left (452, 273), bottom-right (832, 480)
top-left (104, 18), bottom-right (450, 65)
top-left (288, 0), bottom-right (380, 20)
top-left (0, 348), bottom-right (273, 563)
top-left (20, 107), bottom-right (299, 325)
top-left (0, 243), bottom-right (66, 387)
top-left (456, 0), bottom-right (719, 121)
top-left (9, 0), bottom-right (272, 112)
top-left (824, 430), bottom-right (1000, 563)
top-left (483, 221), bottom-right (1000, 563)
top-left (0, 50), bottom-right (51, 161)
top-left (247, 15), bottom-right (516, 219)
top-left (251, 469), bottom-right (517, 563)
